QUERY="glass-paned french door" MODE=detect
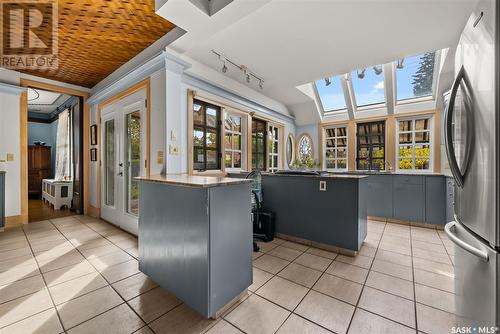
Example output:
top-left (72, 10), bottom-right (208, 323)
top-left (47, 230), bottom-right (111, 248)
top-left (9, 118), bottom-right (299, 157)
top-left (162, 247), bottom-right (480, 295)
top-left (101, 90), bottom-right (146, 235)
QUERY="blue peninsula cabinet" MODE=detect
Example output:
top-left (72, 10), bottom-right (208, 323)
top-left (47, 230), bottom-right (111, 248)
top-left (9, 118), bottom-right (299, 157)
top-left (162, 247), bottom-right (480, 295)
top-left (136, 174), bottom-right (253, 318)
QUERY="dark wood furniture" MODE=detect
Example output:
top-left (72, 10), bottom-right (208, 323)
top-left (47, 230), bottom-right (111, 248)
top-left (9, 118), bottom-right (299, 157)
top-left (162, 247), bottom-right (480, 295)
top-left (28, 146), bottom-right (52, 197)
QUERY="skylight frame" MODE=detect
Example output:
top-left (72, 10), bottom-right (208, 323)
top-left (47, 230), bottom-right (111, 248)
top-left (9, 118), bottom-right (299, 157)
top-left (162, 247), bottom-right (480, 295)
top-left (348, 65), bottom-right (388, 111)
top-left (393, 50), bottom-right (441, 106)
top-left (313, 75), bottom-right (349, 115)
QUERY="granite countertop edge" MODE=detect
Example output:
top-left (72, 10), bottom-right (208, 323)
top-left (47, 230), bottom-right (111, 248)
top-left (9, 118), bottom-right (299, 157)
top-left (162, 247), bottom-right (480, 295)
top-left (135, 175), bottom-right (252, 188)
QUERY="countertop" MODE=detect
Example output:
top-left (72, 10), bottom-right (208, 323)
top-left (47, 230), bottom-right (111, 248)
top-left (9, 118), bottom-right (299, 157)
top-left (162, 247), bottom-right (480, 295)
top-left (135, 174), bottom-right (252, 188)
top-left (268, 173), bottom-right (369, 179)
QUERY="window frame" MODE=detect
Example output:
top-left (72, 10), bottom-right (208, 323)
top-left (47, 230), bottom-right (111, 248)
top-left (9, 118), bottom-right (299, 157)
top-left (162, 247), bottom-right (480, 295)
top-left (313, 75), bottom-right (349, 114)
top-left (223, 110), bottom-right (246, 172)
top-left (267, 124), bottom-right (280, 173)
top-left (323, 125), bottom-right (348, 171)
top-left (355, 120), bottom-right (386, 171)
top-left (297, 133), bottom-right (314, 161)
top-left (192, 99), bottom-right (222, 172)
top-left (396, 116), bottom-right (434, 173)
top-left (348, 65), bottom-right (387, 110)
top-left (393, 50), bottom-right (441, 106)
top-left (251, 118), bottom-right (267, 171)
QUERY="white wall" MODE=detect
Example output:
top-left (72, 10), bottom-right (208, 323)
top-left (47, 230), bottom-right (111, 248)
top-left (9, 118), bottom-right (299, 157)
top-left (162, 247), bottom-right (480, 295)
top-left (0, 70), bottom-right (21, 217)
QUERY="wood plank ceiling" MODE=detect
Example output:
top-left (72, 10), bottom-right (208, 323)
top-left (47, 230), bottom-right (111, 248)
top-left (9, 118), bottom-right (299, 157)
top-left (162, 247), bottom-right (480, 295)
top-left (20, 0), bottom-right (176, 88)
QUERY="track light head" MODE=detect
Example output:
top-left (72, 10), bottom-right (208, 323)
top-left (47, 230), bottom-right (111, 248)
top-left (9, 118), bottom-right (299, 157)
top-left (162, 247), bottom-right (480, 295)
top-left (373, 65), bottom-right (383, 75)
top-left (357, 69), bottom-right (366, 79)
top-left (259, 80), bottom-right (264, 90)
top-left (324, 78), bottom-right (331, 86)
top-left (221, 62), bottom-right (228, 73)
top-left (246, 73), bottom-right (251, 84)
top-left (396, 59), bottom-right (405, 69)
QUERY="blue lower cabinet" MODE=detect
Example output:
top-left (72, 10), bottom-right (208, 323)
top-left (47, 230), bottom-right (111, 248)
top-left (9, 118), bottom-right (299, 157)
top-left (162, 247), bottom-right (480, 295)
top-left (425, 176), bottom-right (447, 225)
top-left (366, 175), bottom-right (393, 218)
top-left (393, 176), bottom-right (425, 222)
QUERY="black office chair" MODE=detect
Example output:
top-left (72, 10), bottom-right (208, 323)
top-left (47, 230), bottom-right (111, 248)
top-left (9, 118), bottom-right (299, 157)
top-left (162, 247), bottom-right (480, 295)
top-left (246, 171), bottom-right (275, 252)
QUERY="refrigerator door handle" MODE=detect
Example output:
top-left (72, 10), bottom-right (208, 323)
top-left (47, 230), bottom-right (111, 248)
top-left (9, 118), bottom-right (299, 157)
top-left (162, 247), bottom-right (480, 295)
top-left (444, 66), bottom-right (466, 188)
top-left (445, 221), bottom-right (489, 262)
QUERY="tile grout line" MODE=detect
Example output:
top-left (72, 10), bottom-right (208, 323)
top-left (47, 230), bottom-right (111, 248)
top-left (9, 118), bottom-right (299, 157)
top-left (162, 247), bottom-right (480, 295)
top-left (271, 244), bottom-right (339, 334)
top-left (344, 220), bottom-right (388, 333)
top-left (16, 223), bottom-right (67, 332)
top-left (48, 218), bottom-right (158, 334)
top-left (409, 225), bottom-right (419, 333)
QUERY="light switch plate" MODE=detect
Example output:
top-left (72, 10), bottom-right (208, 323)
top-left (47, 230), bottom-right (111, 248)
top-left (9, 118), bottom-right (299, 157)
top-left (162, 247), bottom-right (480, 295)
top-left (171, 130), bottom-right (177, 141)
top-left (6, 153), bottom-right (14, 162)
top-left (156, 150), bottom-right (164, 164)
top-left (319, 181), bottom-right (327, 191)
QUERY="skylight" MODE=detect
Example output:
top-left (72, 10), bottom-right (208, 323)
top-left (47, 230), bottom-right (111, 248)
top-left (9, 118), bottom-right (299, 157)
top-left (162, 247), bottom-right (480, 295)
top-left (396, 51), bottom-right (436, 102)
top-left (315, 75), bottom-right (346, 112)
top-left (350, 65), bottom-right (385, 108)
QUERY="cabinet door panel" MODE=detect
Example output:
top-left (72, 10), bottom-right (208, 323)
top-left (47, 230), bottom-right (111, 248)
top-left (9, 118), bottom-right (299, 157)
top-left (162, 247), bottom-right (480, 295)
top-left (393, 183), bottom-right (424, 222)
top-left (425, 176), bottom-right (446, 225)
top-left (367, 181), bottom-right (393, 218)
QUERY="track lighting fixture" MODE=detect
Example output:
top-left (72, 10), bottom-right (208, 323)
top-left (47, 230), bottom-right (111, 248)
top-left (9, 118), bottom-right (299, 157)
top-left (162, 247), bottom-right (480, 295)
top-left (357, 69), bottom-right (366, 79)
top-left (396, 59), bottom-right (405, 69)
top-left (373, 65), bottom-right (383, 75)
top-left (212, 49), bottom-right (264, 90)
top-left (324, 78), bottom-right (331, 86)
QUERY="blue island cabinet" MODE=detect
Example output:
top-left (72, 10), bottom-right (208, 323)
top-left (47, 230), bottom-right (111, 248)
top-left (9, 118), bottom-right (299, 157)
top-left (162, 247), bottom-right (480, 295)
top-left (137, 175), bottom-right (253, 318)
top-left (0, 171), bottom-right (4, 230)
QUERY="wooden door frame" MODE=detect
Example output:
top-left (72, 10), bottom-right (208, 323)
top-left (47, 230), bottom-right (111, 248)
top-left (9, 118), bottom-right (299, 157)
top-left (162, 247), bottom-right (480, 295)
top-left (20, 79), bottom-right (90, 224)
top-left (95, 79), bottom-right (151, 218)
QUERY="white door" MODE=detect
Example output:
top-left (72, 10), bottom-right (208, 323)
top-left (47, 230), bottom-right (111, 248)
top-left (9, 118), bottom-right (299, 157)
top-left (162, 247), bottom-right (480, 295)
top-left (101, 90), bottom-right (146, 235)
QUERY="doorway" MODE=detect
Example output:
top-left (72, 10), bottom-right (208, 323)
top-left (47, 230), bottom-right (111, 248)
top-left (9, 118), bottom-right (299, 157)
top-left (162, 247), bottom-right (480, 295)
top-left (100, 89), bottom-right (146, 235)
top-left (26, 87), bottom-right (84, 222)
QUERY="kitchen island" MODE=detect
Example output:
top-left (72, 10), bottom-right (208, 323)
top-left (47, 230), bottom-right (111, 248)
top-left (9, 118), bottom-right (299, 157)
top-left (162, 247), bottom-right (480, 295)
top-left (260, 172), bottom-right (368, 254)
top-left (136, 174), bottom-right (253, 318)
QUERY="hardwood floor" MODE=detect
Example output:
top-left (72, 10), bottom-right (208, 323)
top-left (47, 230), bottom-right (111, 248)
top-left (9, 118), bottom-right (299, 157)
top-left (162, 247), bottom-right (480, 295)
top-left (28, 199), bottom-right (75, 223)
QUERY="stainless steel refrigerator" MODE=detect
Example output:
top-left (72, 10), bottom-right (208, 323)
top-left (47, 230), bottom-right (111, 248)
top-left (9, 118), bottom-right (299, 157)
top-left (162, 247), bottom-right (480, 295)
top-left (444, 0), bottom-right (499, 329)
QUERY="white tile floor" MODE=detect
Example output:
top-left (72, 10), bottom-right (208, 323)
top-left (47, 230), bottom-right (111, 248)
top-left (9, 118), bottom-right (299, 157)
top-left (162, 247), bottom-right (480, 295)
top-left (0, 216), bottom-right (456, 334)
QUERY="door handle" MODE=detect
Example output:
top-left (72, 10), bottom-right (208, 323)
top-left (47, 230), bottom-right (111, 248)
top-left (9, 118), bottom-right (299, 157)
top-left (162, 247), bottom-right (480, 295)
top-left (444, 66), bottom-right (466, 188)
top-left (444, 220), bottom-right (488, 262)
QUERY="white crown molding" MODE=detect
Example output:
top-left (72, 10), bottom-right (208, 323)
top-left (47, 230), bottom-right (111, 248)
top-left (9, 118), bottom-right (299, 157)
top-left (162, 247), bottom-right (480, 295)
top-left (0, 82), bottom-right (24, 96)
top-left (88, 51), bottom-right (168, 105)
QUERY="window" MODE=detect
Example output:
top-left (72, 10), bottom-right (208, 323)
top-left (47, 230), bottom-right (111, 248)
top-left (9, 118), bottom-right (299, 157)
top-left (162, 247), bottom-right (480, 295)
top-left (286, 134), bottom-right (295, 167)
top-left (252, 118), bottom-right (266, 171)
top-left (396, 51), bottom-right (437, 102)
top-left (350, 65), bottom-right (386, 108)
top-left (268, 125), bottom-right (280, 172)
top-left (192, 99), bottom-right (221, 171)
top-left (356, 121), bottom-right (385, 171)
top-left (297, 134), bottom-right (313, 160)
top-left (397, 117), bottom-right (432, 170)
top-left (224, 113), bottom-right (244, 170)
top-left (315, 75), bottom-right (347, 112)
top-left (324, 126), bottom-right (348, 170)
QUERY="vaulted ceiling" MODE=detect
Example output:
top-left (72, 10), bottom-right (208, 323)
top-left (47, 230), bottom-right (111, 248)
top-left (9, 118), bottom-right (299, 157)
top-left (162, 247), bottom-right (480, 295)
top-left (20, 0), bottom-right (176, 88)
